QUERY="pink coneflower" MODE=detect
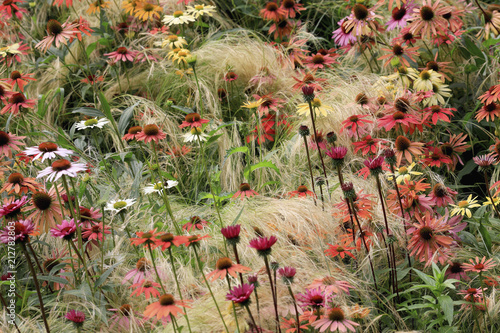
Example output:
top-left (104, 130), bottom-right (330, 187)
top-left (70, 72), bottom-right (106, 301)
top-left (252, 93), bottom-right (284, 116)
top-left (332, 18), bottom-right (356, 47)
top-left (221, 225), bottom-right (241, 244)
top-left (325, 146), bottom-right (348, 165)
top-left (378, 43), bottom-right (420, 67)
top-left (226, 283), bottom-right (255, 305)
top-left (1, 172), bottom-right (39, 195)
top-left (277, 266), bottom-right (297, 284)
top-left (233, 183), bottom-right (259, 200)
top-left (206, 257), bottom-right (252, 281)
top-left (307, 276), bottom-right (352, 297)
top-left (445, 261), bottom-right (469, 281)
top-left (340, 114), bottom-right (373, 138)
top-left (296, 288), bottom-right (326, 310)
top-left (473, 154), bottom-right (497, 170)
top-left (185, 234), bottom-right (211, 247)
top-left (343, 3), bottom-right (383, 36)
top-left (123, 258), bottom-right (153, 285)
top-left (26, 186), bottom-right (65, 232)
top-left (1, 71), bottom-right (36, 92)
top-left (476, 103), bottom-right (500, 122)
top-left (24, 142), bottom-right (73, 162)
top-left (0, 196), bottom-right (28, 219)
top-left (136, 124), bottom-right (167, 143)
top-left (353, 135), bottom-right (384, 155)
top-left (143, 294), bottom-right (191, 320)
top-left (479, 85), bottom-right (500, 105)
top-left (183, 216), bottom-right (210, 232)
top-left (423, 105), bottom-right (455, 124)
top-left (108, 304), bottom-right (145, 331)
top-left (224, 71), bottom-right (238, 82)
top-left (36, 19), bottom-right (78, 53)
top-left (394, 135), bottom-right (424, 166)
top-left (154, 232), bottom-right (189, 250)
top-left (407, 211), bottom-right (453, 265)
top-left (0, 219), bottom-right (36, 244)
top-left (260, 2), bottom-right (286, 21)
top-left (462, 257), bottom-right (497, 273)
top-left (407, 0), bottom-right (449, 39)
top-left (421, 147), bottom-right (452, 167)
top-left (104, 47), bottom-right (138, 62)
top-left (429, 183), bottom-right (457, 207)
top-left (81, 222), bottom-right (111, 242)
top-left (458, 288), bottom-right (485, 309)
top-left (130, 279), bottom-right (161, 299)
top-left (50, 218), bottom-right (78, 240)
top-left (304, 52), bottom-right (339, 70)
top-left (363, 155), bottom-right (386, 173)
top-left (387, 1), bottom-right (416, 30)
top-left (1, 92), bottom-right (36, 115)
top-left (288, 185), bottom-right (316, 198)
top-left (0, 131), bottom-right (26, 158)
top-left (378, 111), bottom-right (420, 132)
top-left (249, 236), bottom-right (277, 256)
top-left (324, 244), bottom-right (356, 260)
top-left (37, 158), bottom-right (87, 182)
top-left (65, 309), bottom-right (85, 328)
top-left (312, 307), bottom-right (359, 332)
top-left (122, 126), bottom-right (143, 141)
top-left (179, 113), bottom-right (209, 129)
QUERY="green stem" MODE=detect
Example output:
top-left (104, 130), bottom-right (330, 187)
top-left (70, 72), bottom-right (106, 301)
top-left (147, 244), bottom-right (166, 293)
top-left (167, 247), bottom-right (193, 333)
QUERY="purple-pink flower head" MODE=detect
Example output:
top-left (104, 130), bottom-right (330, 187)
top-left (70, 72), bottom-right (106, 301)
top-left (0, 196), bottom-right (28, 219)
top-left (249, 236), bottom-right (277, 257)
top-left (297, 288), bottom-right (326, 309)
top-left (51, 219), bottom-right (78, 241)
top-left (226, 283), bottom-right (255, 305)
top-left (247, 273), bottom-right (259, 287)
top-left (0, 219), bottom-right (35, 244)
top-left (302, 85), bottom-right (315, 97)
top-left (364, 155), bottom-right (385, 176)
top-left (65, 309), bottom-right (85, 327)
top-left (326, 146), bottom-right (348, 168)
top-left (221, 224), bottom-right (241, 245)
top-left (278, 266), bottom-right (297, 284)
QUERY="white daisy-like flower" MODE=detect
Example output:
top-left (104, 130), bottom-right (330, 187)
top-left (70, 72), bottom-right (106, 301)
top-left (24, 142), bottom-right (73, 162)
top-left (423, 83), bottom-right (452, 106)
top-left (386, 162), bottom-right (422, 184)
top-left (162, 10), bottom-right (196, 26)
top-left (143, 181), bottom-right (179, 195)
top-left (183, 127), bottom-right (208, 143)
top-left (75, 118), bottom-right (110, 130)
top-left (37, 158), bottom-right (87, 181)
top-left (105, 199), bottom-right (136, 213)
top-left (409, 69), bottom-right (442, 92)
top-left (186, 4), bottom-right (216, 19)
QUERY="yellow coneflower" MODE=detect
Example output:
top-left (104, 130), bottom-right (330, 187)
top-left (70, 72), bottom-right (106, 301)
top-left (175, 68), bottom-right (193, 78)
top-left (169, 48), bottom-right (191, 66)
top-left (241, 99), bottom-right (264, 109)
top-left (155, 35), bottom-right (188, 50)
top-left (296, 97), bottom-right (333, 117)
top-left (87, 0), bottom-right (111, 15)
top-left (121, 0), bottom-right (141, 15)
top-left (134, 1), bottom-right (162, 21)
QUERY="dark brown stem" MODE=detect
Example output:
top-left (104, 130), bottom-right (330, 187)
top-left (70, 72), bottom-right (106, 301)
top-left (302, 135), bottom-right (317, 195)
top-left (307, 101), bottom-right (330, 193)
top-left (244, 304), bottom-right (260, 333)
top-left (21, 242), bottom-right (51, 333)
top-left (232, 244), bottom-right (244, 285)
top-left (347, 199), bottom-right (378, 289)
top-left (27, 242), bottom-right (54, 294)
top-left (287, 286), bottom-right (301, 333)
top-left (336, 164), bottom-right (355, 243)
top-left (263, 256), bottom-right (281, 333)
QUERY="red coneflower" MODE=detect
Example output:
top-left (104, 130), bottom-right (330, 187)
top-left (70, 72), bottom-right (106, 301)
top-left (307, 276), bottom-right (352, 297)
top-left (353, 135), bottom-right (384, 155)
top-left (423, 105), bottom-right (455, 124)
top-left (122, 126), bottom-right (143, 141)
top-left (1, 172), bottom-right (39, 195)
top-left (65, 309), bottom-right (85, 329)
top-left (296, 288), bottom-right (327, 310)
top-left (182, 216), bottom-right (210, 232)
top-left (479, 85), bottom-right (500, 105)
top-left (292, 72), bottom-right (327, 91)
top-left (1, 92), bottom-right (36, 115)
top-left (232, 183), bottom-right (259, 200)
top-left (421, 147), bottom-right (452, 167)
top-left (154, 232), bottom-right (189, 250)
top-left (1, 71), bottom-right (36, 92)
top-left (166, 145), bottom-right (192, 157)
top-left (224, 71), bottom-right (238, 82)
top-left (131, 229), bottom-right (160, 248)
top-left (378, 111), bottom-right (420, 132)
top-left (50, 218), bottom-right (78, 241)
top-left (462, 256), bottom-right (497, 273)
top-left (260, 2), bottom-right (286, 21)
top-left (179, 113), bottom-right (209, 129)
top-left (252, 93), bottom-right (285, 116)
top-left (143, 294), bottom-right (191, 320)
top-left (206, 257), bottom-right (252, 281)
top-left (475, 102), bottom-right (500, 122)
top-left (81, 74), bottom-right (104, 85)
top-left (136, 124), bottom-right (167, 143)
top-left (324, 244), bottom-right (356, 260)
top-left (184, 234), bottom-right (211, 247)
top-left (445, 261), bottom-right (469, 281)
top-left (288, 185), bottom-right (316, 198)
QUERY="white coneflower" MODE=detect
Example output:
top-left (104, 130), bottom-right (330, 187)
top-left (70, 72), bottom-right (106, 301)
top-left (143, 181), bottom-right (178, 195)
top-left (105, 199), bottom-right (136, 213)
top-left (162, 10), bottom-right (195, 26)
top-left (37, 159), bottom-right (87, 182)
top-left (75, 117), bottom-right (110, 130)
top-left (24, 142), bottom-right (73, 162)
top-left (183, 127), bottom-right (208, 143)
top-left (186, 4), bottom-right (216, 19)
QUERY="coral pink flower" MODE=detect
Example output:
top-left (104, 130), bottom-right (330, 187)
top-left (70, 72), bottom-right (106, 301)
top-left (154, 232), bottom-right (189, 250)
top-left (445, 261), bottom-right (469, 281)
top-left (423, 105), bottom-right (455, 124)
top-left (280, 0), bottom-right (305, 19)
top-left (224, 71), bottom-right (238, 82)
top-left (233, 183), bottom-right (259, 200)
top-left (1, 92), bottom-right (36, 115)
top-left (226, 283), bottom-right (254, 304)
top-left (307, 276), bottom-right (352, 297)
top-left (429, 183), bottom-right (457, 207)
top-left (325, 244), bottom-right (356, 259)
top-left (179, 113), bottom-right (209, 129)
top-left (479, 85), bottom-right (500, 105)
top-left (378, 43), bottom-right (420, 67)
top-left (1, 172), bottom-right (39, 195)
top-left (0, 219), bottom-right (36, 244)
top-left (81, 75), bottom-right (104, 85)
top-left (343, 3), bottom-right (383, 36)
top-left (36, 19), bottom-right (79, 53)
top-left (122, 126), bottom-right (143, 141)
top-left (260, 2), bottom-right (286, 21)
top-left (312, 307), bottom-right (359, 332)
top-left (206, 257), bottom-right (252, 281)
top-left (296, 288), bottom-right (326, 309)
top-left (475, 103), bottom-right (500, 122)
top-left (407, 0), bottom-right (449, 39)
top-left (340, 114), bottom-right (373, 138)
top-left (0, 0), bottom-right (27, 19)
top-left (292, 72), bottom-right (327, 92)
top-left (50, 218), bottom-right (78, 240)
top-left (65, 309), bottom-right (85, 326)
top-left (353, 135), bottom-right (384, 155)
top-left (252, 93), bottom-right (285, 116)
top-left (0, 131), bottom-right (25, 158)
top-left (1, 71), bottom-right (36, 92)
top-left (421, 147), bottom-right (452, 167)
top-left (143, 294), bottom-right (191, 320)
top-left (394, 135), bottom-right (424, 166)
top-left (288, 185), bottom-right (316, 198)
top-left (81, 222), bottom-right (111, 242)
top-left (182, 216), bottom-right (210, 232)
top-left (130, 229), bottom-right (160, 248)
top-left (439, 133), bottom-right (470, 171)
top-left (378, 111), bottom-right (420, 132)
top-left (462, 257), bottom-right (497, 273)
top-left (104, 47), bottom-right (138, 62)
top-left (130, 279), bottom-right (161, 299)
top-left (304, 52), bottom-right (339, 70)
top-left (136, 124), bottom-right (167, 143)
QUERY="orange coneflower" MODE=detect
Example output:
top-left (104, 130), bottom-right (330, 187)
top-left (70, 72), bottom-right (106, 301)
top-left (0, 131), bottom-right (25, 158)
top-left (439, 132), bottom-right (470, 171)
top-left (232, 183), bottom-right (259, 200)
top-left (1, 172), bottom-right (40, 195)
top-left (130, 229), bottom-right (161, 248)
top-left (134, 1), bottom-right (162, 21)
top-left (26, 185), bottom-right (65, 233)
top-left (206, 257), bottom-right (251, 281)
top-left (130, 279), bottom-right (161, 299)
top-left (143, 294), bottom-right (191, 320)
top-left (476, 102), bottom-right (500, 122)
top-left (154, 232), bottom-right (188, 250)
top-left (136, 124), bottom-right (167, 143)
top-left (87, 0), bottom-right (110, 15)
top-left (1, 71), bottom-right (36, 92)
top-left (462, 257), bottom-right (497, 273)
top-left (288, 185), bottom-right (316, 198)
top-left (394, 135), bottom-right (424, 166)
top-left (324, 244), bottom-right (356, 260)
top-left (260, 2), bottom-right (286, 21)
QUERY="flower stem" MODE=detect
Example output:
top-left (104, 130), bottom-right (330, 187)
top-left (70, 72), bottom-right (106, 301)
top-left (263, 256), bottom-right (281, 333)
top-left (307, 101), bottom-right (329, 194)
top-left (302, 135), bottom-right (318, 206)
top-left (167, 247), bottom-right (193, 333)
top-left (287, 286), bottom-right (301, 333)
top-left (20, 242), bottom-right (51, 333)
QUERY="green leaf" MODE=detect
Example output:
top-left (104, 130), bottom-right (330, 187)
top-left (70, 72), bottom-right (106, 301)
top-left (86, 42), bottom-right (97, 57)
top-left (414, 269), bottom-right (436, 287)
top-left (97, 38), bottom-right (111, 47)
top-left (225, 146), bottom-right (249, 159)
top-left (478, 223), bottom-right (492, 253)
top-left (206, 133), bottom-right (223, 145)
top-left (118, 102), bottom-right (139, 135)
top-left (171, 105), bottom-right (194, 114)
top-left (95, 261), bottom-right (121, 287)
top-left (390, 57), bottom-right (400, 67)
top-left (98, 92), bottom-right (112, 120)
top-left (437, 295), bottom-right (454, 325)
top-left (72, 107), bottom-right (106, 118)
top-left (232, 205), bottom-right (245, 226)
top-left (243, 160), bottom-right (280, 180)
top-left (36, 275), bottom-right (69, 285)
